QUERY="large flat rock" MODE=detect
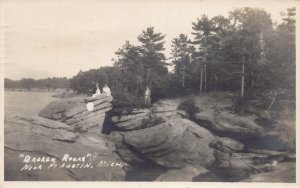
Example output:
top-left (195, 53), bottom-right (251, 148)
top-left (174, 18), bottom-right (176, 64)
top-left (4, 115), bottom-right (126, 181)
top-left (155, 166), bottom-right (209, 181)
top-left (113, 117), bottom-right (216, 168)
top-left (39, 94), bottom-right (112, 132)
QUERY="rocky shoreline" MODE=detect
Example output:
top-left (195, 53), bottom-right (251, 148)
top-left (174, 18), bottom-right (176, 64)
top-left (4, 93), bottom-right (295, 182)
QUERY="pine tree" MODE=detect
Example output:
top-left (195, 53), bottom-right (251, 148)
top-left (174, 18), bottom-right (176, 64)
top-left (171, 34), bottom-right (195, 88)
top-left (113, 41), bottom-right (143, 95)
top-left (138, 27), bottom-right (168, 100)
top-left (192, 15), bottom-right (218, 93)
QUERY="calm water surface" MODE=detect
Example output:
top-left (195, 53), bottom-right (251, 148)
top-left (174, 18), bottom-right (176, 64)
top-left (5, 91), bottom-right (57, 117)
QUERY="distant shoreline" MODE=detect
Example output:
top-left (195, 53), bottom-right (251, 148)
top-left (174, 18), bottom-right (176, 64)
top-left (4, 90), bottom-right (55, 94)
top-left (4, 88), bottom-right (71, 93)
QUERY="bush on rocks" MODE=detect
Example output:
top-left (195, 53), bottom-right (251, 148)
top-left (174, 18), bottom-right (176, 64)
top-left (178, 99), bottom-right (200, 119)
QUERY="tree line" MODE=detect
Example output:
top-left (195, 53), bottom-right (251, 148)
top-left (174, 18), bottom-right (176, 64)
top-left (4, 77), bottom-right (70, 91)
top-left (70, 8), bottom-right (295, 108)
top-left (6, 8), bottom-right (294, 109)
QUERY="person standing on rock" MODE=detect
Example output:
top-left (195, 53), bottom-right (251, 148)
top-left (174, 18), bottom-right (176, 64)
top-left (144, 87), bottom-right (151, 107)
top-left (103, 84), bottom-right (111, 97)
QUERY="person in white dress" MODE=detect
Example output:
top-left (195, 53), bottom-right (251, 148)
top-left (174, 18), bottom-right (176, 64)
top-left (102, 84), bottom-right (111, 97)
top-left (92, 83), bottom-right (101, 98)
top-left (144, 87), bottom-right (151, 106)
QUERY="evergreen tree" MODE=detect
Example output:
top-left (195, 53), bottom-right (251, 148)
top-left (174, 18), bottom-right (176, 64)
top-left (268, 7), bottom-right (295, 95)
top-left (138, 27), bottom-right (168, 100)
top-left (192, 15), bottom-right (219, 92)
top-left (227, 8), bottom-right (274, 97)
top-left (113, 41), bottom-right (144, 95)
top-left (171, 34), bottom-right (195, 91)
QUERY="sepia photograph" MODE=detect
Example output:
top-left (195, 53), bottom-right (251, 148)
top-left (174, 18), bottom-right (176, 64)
top-left (1, 0), bottom-right (297, 184)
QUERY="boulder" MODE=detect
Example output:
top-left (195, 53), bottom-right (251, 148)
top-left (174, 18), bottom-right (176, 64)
top-left (113, 117), bottom-right (216, 168)
top-left (39, 94), bottom-right (112, 132)
top-left (213, 137), bottom-right (244, 153)
top-left (242, 162), bottom-right (295, 183)
top-left (39, 96), bottom-right (85, 120)
top-left (65, 97), bottom-right (112, 118)
top-left (4, 115), bottom-right (127, 181)
top-left (5, 115), bottom-right (77, 142)
top-left (211, 149), bottom-right (295, 182)
top-left (155, 166), bottom-right (209, 181)
top-left (194, 110), bottom-right (265, 139)
top-left (112, 113), bottom-right (164, 131)
top-left (111, 99), bottom-right (185, 131)
top-left (5, 149), bottom-right (76, 181)
top-left (192, 96), bottom-right (295, 151)
top-left (110, 131), bottom-right (146, 164)
top-left (6, 114), bottom-right (73, 130)
top-left (111, 108), bottom-right (152, 130)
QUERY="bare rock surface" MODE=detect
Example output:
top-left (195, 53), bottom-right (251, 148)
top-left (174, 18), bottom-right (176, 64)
top-left (4, 91), bottom-right (295, 182)
top-left (188, 94), bottom-right (295, 151)
top-left (242, 162), bottom-right (295, 182)
top-left (111, 111), bottom-right (151, 130)
top-left (109, 92), bottom-right (295, 182)
top-left (112, 117), bottom-right (216, 169)
top-left (194, 111), bottom-right (264, 138)
top-left (39, 94), bottom-right (112, 132)
top-left (155, 166), bottom-right (209, 181)
top-left (4, 115), bottom-right (126, 181)
top-left (111, 99), bottom-right (185, 131)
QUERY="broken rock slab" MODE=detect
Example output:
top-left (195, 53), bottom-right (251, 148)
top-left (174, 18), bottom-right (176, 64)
top-left (112, 117), bottom-right (216, 169)
top-left (39, 94), bottom-right (112, 132)
top-left (4, 115), bottom-right (127, 181)
top-left (155, 166), bottom-right (209, 181)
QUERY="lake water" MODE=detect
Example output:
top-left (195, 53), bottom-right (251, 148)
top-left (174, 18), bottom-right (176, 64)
top-left (5, 91), bottom-right (57, 117)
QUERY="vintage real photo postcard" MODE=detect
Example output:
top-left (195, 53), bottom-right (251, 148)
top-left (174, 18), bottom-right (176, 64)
top-left (0, 0), bottom-right (298, 186)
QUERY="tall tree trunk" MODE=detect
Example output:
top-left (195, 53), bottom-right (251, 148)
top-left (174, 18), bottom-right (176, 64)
top-left (268, 92), bottom-right (278, 111)
top-left (181, 66), bottom-right (185, 88)
top-left (200, 69), bottom-right (203, 93)
top-left (210, 70), bottom-right (213, 91)
top-left (146, 69), bottom-right (150, 87)
top-left (214, 73), bottom-right (217, 91)
top-left (182, 70), bottom-right (185, 87)
top-left (250, 71), bottom-right (255, 89)
top-left (204, 63), bottom-right (207, 92)
top-left (241, 61), bottom-right (245, 98)
top-left (136, 66), bottom-right (140, 96)
top-left (241, 46), bottom-right (245, 98)
top-left (149, 70), bottom-right (152, 88)
top-left (204, 37), bottom-right (207, 92)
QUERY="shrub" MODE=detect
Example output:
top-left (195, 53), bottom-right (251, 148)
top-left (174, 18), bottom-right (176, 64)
top-left (140, 115), bottom-right (165, 129)
top-left (112, 91), bottom-right (146, 109)
top-left (178, 99), bottom-right (200, 118)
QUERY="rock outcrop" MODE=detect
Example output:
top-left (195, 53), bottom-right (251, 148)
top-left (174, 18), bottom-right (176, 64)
top-left (192, 97), bottom-right (295, 151)
top-left (4, 114), bottom-right (127, 181)
top-left (242, 162), bottom-right (296, 183)
top-left (112, 117), bottom-right (216, 169)
top-left (111, 99), bottom-right (185, 131)
top-left (108, 94), bottom-right (295, 182)
top-left (155, 166), bottom-right (209, 181)
top-left (39, 94), bottom-right (112, 133)
top-left (194, 110), bottom-right (265, 139)
top-left (111, 109), bottom-right (152, 130)
top-left (5, 90), bottom-right (295, 182)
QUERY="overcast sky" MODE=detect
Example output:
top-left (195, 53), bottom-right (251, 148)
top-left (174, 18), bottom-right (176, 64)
top-left (2, 0), bottom-right (297, 80)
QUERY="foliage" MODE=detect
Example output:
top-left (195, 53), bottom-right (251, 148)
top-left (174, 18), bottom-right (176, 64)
top-left (70, 27), bottom-right (169, 107)
top-left (67, 8), bottom-right (295, 112)
top-left (178, 99), bottom-right (200, 118)
top-left (112, 90), bottom-right (146, 108)
top-left (4, 77), bottom-right (70, 91)
top-left (140, 115), bottom-right (165, 129)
